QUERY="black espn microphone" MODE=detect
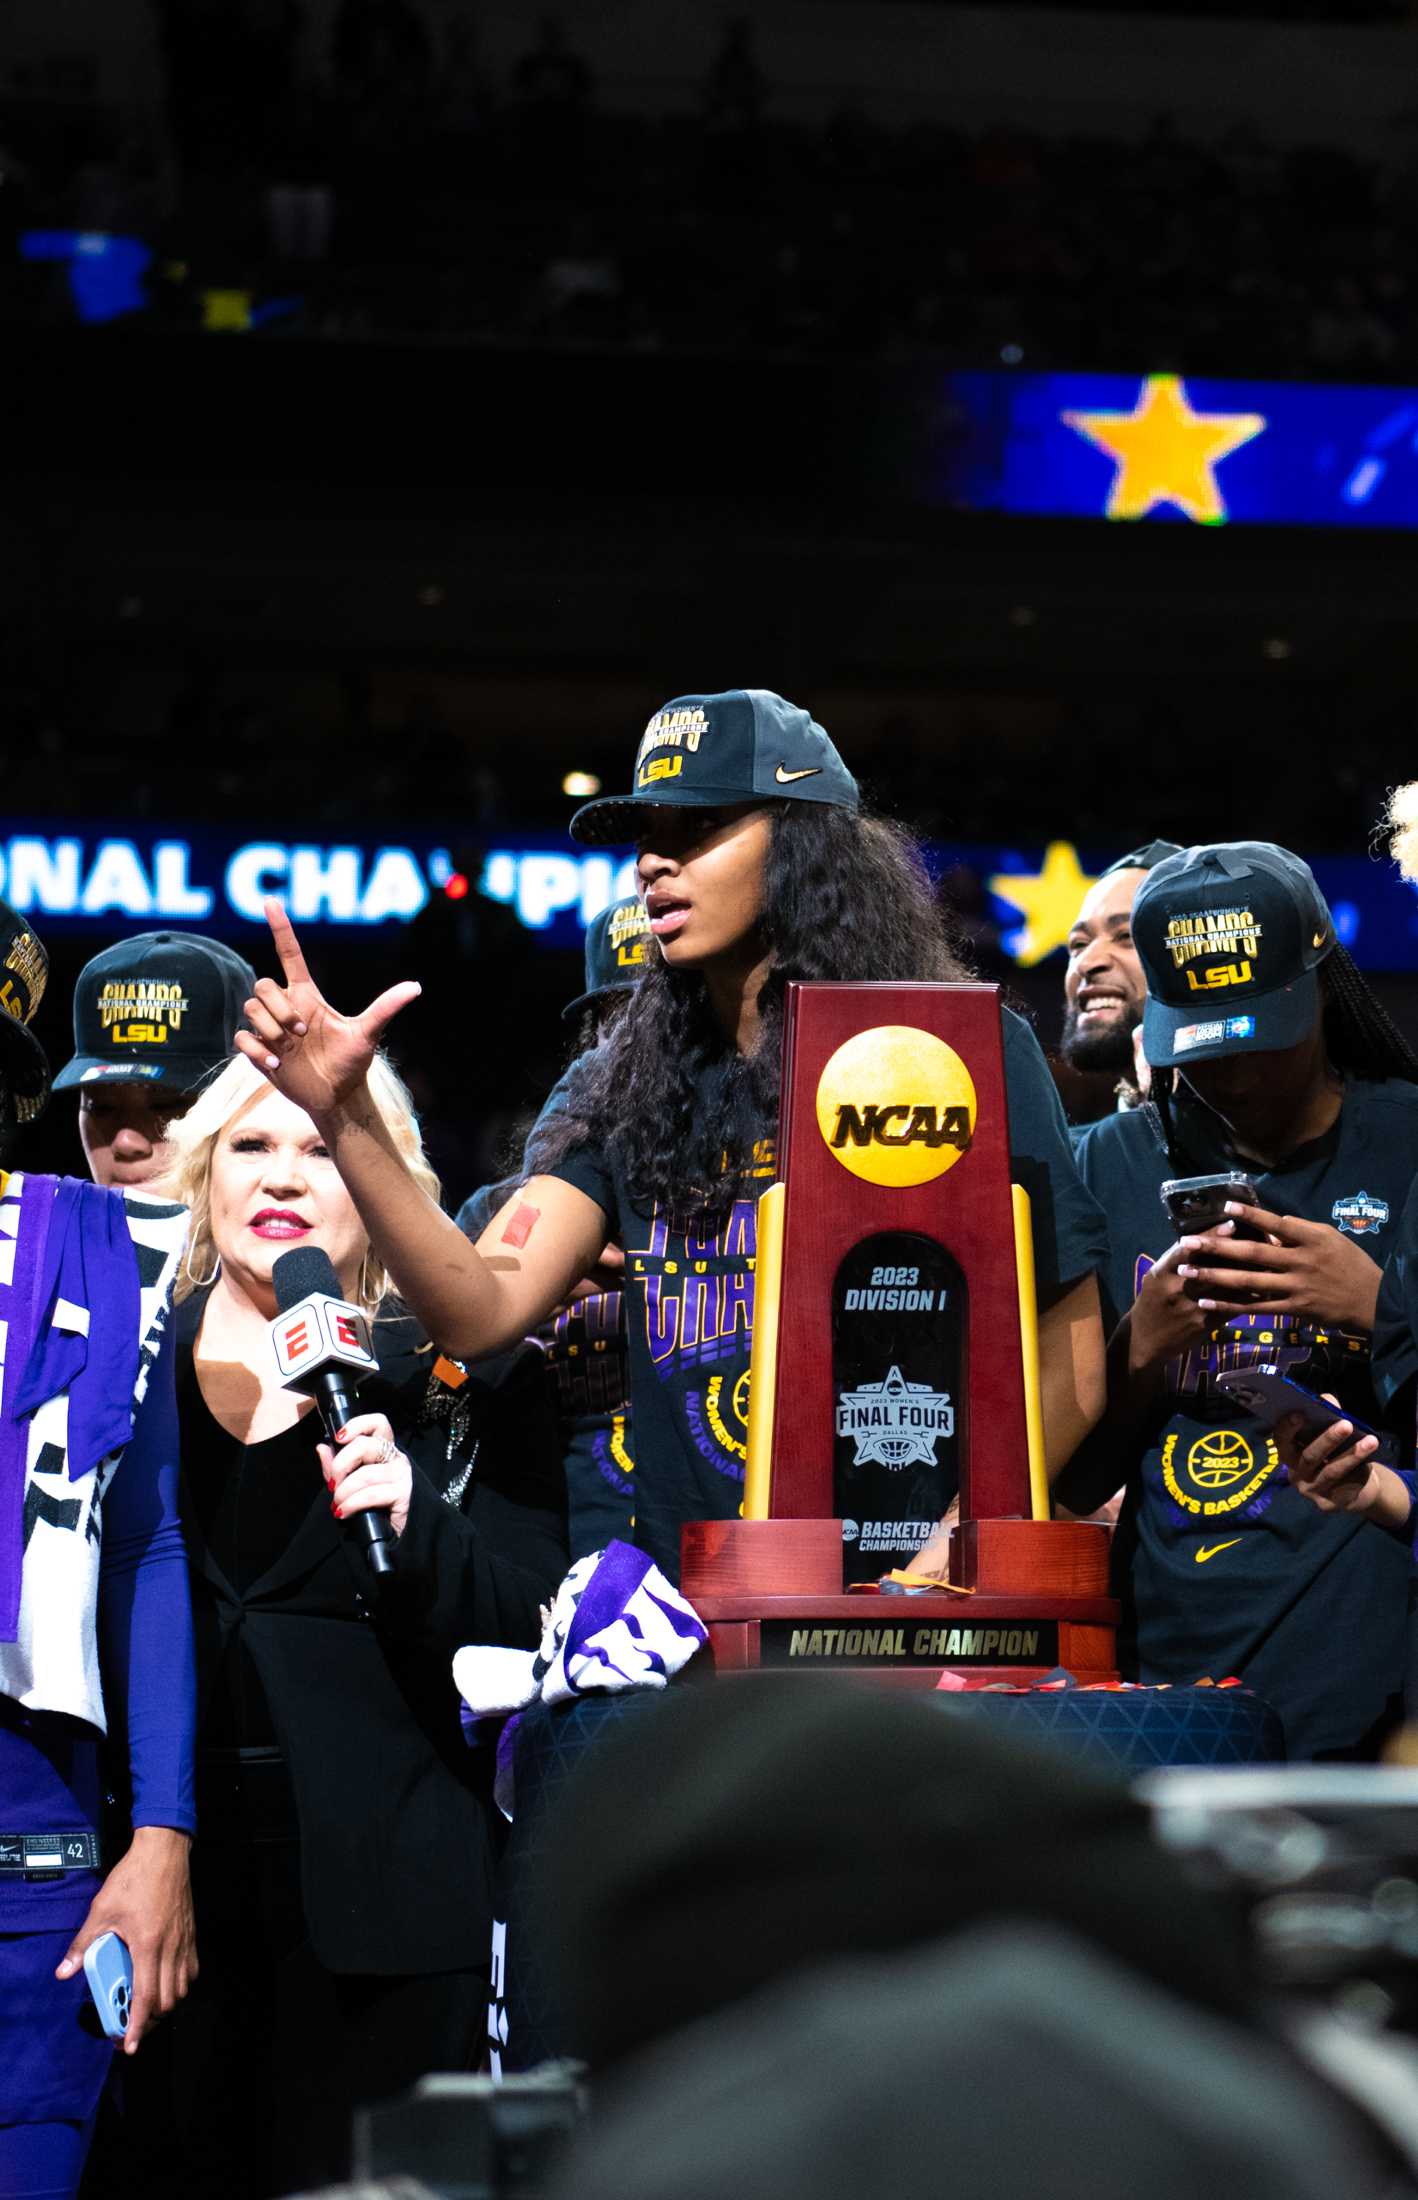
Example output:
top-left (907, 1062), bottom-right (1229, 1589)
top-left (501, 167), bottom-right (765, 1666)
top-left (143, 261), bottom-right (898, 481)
top-left (270, 1244), bottom-right (394, 1578)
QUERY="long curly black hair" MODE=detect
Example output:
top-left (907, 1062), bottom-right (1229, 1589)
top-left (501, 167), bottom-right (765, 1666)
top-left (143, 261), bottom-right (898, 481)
top-left (526, 803), bottom-right (972, 1223)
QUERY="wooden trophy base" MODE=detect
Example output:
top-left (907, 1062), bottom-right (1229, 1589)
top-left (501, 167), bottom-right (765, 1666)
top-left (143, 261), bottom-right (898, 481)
top-left (681, 1517), bottom-right (1119, 1688)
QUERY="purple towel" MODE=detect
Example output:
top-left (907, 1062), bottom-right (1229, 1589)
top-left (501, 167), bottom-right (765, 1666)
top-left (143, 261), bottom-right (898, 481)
top-left (0, 1178), bottom-right (142, 1643)
top-left (0, 1175), bottom-right (58, 1642)
top-left (11, 1179), bottom-right (141, 1479)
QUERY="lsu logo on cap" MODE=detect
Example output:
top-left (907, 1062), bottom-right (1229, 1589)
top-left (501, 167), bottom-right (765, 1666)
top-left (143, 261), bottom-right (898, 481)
top-left (99, 979), bottom-right (190, 1048)
top-left (635, 704), bottom-right (710, 789)
top-left (1165, 907), bottom-right (1263, 994)
top-left (608, 900), bottom-right (650, 971)
top-left (0, 929), bottom-right (44, 1029)
top-left (1332, 1190), bottom-right (1389, 1237)
top-left (816, 1025), bottom-right (976, 1187)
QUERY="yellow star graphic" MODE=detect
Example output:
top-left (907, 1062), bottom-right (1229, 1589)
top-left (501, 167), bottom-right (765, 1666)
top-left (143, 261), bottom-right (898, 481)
top-left (990, 842), bottom-right (1098, 969)
top-left (1062, 373), bottom-right (1266, 525)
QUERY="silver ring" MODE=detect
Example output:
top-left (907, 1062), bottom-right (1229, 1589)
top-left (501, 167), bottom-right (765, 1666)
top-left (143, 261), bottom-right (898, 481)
top-left (375, 1438), bottom-right (396, 1464)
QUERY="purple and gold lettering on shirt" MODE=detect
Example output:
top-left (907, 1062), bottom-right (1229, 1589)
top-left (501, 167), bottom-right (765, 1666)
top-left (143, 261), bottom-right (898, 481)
top-left (1133, 1252), bottom-right (1360, 1396)
top-left (643, 1207), bottom-right (679, 1366)
top-left (636, 1196), bottom-right (760, 1370)
top-left (680, 1217), bottom-right (724, 1355)
top-left (545, 1289), bottom-right (628, 1417)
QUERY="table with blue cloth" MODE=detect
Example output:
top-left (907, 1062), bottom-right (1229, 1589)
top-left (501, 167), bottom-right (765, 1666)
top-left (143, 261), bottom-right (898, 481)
top-left (489, 1679), bottom-right (1284, 2072)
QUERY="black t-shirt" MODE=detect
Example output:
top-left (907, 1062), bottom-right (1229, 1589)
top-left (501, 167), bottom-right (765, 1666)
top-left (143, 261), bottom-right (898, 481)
top-left (457, 1178), bottom-right (636, 1561)
top-left (1074, 1081), bottom-right (1418, 1760)
top-left (545, 1008), bottom-right (1107, 1582)
top-left (1372, 1180), bottom-right (1418, 1427)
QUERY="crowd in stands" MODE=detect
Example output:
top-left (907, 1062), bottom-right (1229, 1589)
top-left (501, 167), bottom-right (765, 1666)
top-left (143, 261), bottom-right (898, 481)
top-left (3, 5), bottom-right (1418, 373)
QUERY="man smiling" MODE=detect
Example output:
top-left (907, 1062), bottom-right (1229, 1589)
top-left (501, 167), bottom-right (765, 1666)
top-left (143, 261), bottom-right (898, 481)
top-left (1062, 841), bottom-right (1181, 1104)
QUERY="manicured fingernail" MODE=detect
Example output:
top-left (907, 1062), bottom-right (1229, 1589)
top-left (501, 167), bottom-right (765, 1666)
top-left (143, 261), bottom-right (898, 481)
top-left (265, 1054), bottom-right (280, 1071)
top-left (1197, 1299), bottom-right (1218, 1311)
top-left (293, 1020), bottom-right (308, 1035)
top-left (1181, 1237), bottom-right (1200, 1252)
top-left (336, 1427), bottom-right (348, 1441)
top-left (1177, 1264), bottom-right (1196, 1279)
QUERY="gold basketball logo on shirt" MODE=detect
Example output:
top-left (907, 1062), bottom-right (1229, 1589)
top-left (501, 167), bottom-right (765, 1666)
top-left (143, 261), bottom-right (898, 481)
top-left (1162, 1426), bottom-right (1279, 1516)
top-left (816, 1026), bottom-right (976, 1188)
top-left (1186, 1429), bottom-right (1253, 1488)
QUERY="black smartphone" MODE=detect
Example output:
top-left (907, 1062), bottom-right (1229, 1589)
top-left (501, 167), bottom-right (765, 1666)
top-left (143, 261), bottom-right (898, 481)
top-left (1213, 1369), bottom-right (1399, 1468)
top-left (1160, 1171), bottom-right (1265, 1241)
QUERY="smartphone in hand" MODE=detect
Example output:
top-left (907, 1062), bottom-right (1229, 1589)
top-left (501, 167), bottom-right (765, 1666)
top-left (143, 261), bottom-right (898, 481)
top-left (1213, 1368), bottom-right (1400, 1468)
top-left (1160, 1171), bottom-right (1264, 1240)
top-left (83, 1931), bottom-right (133, 2042)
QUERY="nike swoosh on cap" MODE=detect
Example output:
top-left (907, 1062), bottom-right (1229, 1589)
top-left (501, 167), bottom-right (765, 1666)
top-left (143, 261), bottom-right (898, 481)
top-left (775, 764), bottom-right (821, 784)
top-left (1313, 929), bottom-right (1328, 948)
top-left (1194, 1539), bottom-right (1243, 1564)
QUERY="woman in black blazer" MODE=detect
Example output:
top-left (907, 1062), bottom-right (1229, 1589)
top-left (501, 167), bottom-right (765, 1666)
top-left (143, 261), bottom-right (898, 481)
top-left (140, 1052), bottom-right (567, 2199)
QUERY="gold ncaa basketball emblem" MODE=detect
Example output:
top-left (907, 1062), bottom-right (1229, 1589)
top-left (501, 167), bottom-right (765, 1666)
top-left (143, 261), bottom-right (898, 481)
top-left (815, 1025), bottom-right (977, 1188)
top-left (1186, 1429), bottom-right (1253, 1489)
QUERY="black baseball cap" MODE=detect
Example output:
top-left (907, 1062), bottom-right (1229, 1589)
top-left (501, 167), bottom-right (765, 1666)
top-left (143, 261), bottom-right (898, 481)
top-left (53, 931), bottom-right (256, 1094)
top-left (563, 893), bottom-right (651, 1023)
top-left (1133, 842), bottom-right (1335, 1069)
top-left (570, 689), bottom-right (860, 846)
top-left (0, 901), bottom-right (51, 1126)
top-left (1100, 839), bottom-right (1184, 878)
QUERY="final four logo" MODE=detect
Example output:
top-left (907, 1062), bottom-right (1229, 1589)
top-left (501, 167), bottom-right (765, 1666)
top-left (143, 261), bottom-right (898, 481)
top-left (836, 1366), bottom-right (955, 1469)
top-left (1332, 1190), bottom-right (1389, 1237)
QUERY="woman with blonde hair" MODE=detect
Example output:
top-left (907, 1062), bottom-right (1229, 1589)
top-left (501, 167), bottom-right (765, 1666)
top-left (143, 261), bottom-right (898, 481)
top-left (137, 1051), bottom-right (566, 2198)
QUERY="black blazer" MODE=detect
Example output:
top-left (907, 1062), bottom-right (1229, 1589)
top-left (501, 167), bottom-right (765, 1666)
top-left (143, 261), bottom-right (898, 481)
top-left (176, 1292), bottom-right (568, 1975)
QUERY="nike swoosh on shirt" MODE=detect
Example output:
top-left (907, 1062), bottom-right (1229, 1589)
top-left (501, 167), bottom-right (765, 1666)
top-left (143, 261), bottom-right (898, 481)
top-left (775, 764), bottom-right (822, 784)
top-left (1194, 1539), bottom-right (1243, 1564)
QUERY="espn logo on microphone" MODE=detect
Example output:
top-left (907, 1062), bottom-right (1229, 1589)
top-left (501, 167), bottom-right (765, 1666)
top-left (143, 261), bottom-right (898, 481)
top-left (272, 1294), bottom-right (378, 1383)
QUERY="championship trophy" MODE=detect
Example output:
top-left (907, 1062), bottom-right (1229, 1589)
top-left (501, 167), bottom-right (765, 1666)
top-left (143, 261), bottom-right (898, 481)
top-left (680, 983), bottom-right (1118, 1684)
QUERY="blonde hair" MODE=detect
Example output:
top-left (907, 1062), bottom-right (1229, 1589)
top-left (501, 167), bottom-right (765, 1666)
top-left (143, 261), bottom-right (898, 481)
top-left (1386, 783), bottom-right (1418, 885)
top-left (168, 1053), bottom-right (441, 1312)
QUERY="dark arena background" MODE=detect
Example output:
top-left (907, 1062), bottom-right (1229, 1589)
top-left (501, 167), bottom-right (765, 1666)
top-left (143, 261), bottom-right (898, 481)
top-left (11, 0), bottom-right (1418, 1192)
top-left (12, 4), bottom-right (1418, 2198)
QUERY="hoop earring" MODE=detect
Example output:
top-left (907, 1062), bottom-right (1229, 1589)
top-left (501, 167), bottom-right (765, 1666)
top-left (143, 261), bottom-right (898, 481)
top-left (184, 1249), bottom-right (220, 1290)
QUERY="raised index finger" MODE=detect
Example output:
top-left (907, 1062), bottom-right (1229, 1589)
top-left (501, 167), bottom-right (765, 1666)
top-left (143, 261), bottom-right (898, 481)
top-left (264, 899), bottom-right (313, 988)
